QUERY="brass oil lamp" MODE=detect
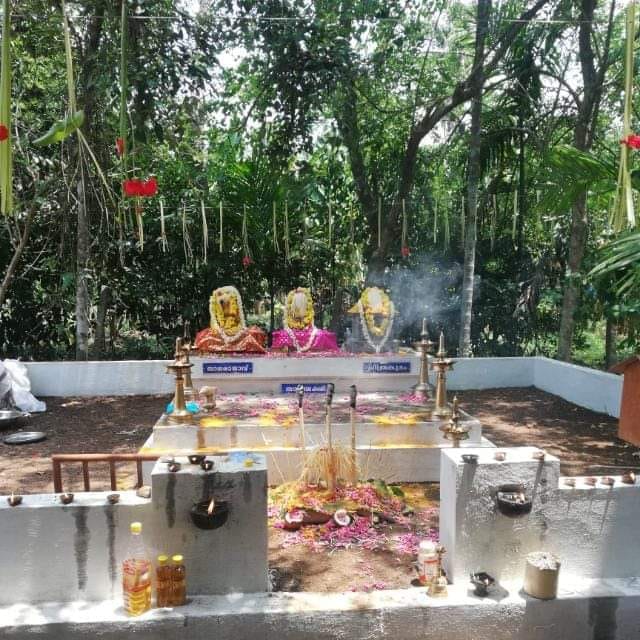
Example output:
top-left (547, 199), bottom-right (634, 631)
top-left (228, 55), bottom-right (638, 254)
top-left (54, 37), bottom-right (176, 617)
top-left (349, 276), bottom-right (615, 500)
top-left (167, 337), bottom-right (195, 424)
top-left (431, 331), bottom-right (454, 418)
top-left (413, 318), bottom-right (435, 403)
top-left (439, 397), bottom-right (469, 447)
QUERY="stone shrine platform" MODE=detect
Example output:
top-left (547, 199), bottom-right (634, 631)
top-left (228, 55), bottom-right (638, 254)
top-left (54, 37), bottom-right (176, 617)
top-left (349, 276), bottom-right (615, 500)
top-left (141, 392), bottom-right (493, 483)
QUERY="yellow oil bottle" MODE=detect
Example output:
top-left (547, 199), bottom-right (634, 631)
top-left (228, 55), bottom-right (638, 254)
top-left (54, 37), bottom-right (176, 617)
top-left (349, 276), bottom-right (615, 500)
top-left (122, 522), bottom-right (151, 616)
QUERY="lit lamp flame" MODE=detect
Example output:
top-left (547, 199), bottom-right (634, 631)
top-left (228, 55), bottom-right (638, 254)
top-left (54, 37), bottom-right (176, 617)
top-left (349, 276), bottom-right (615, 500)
top-left (207, 497), bottom-right (216, 516)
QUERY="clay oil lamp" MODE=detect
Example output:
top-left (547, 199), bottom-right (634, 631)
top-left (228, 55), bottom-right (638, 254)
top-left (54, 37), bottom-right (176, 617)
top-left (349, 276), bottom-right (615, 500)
top-left (190, 498), bottom-right (229, 530)
top-left (583, 477), bottom-right (597, 487)
top-left (188, 454), bottom-right (206, 465)
top-left (494, 451), bottom-right (506, 462)
top-left (7, 493), bottom-right (22, 507)
top-left (470, 572), bottom-right (495, 598)
top-left (59, 492), bottom-right (74, 505)
top-left (621, 471), bottom-right (636, 485)
top-left (200, 459), bottom-right (214, 472)
top-left (462, 454), bottom-right (479, 464)
top-left (107, 493), bottom-right (120, 504)
top-left (168, 461), bottom-right (181, 473)
top-left (496, 484), bottom-right (532, 518)
top-left (600, 476), bottom-right (615, 487)
top-left (532, 450), bottom-right (545, 461)
top-left (563, 478), bottom-right (576, 488)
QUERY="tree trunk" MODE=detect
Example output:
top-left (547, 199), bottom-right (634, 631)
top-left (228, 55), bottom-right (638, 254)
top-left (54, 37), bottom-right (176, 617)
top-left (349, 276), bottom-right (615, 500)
top-left (557, 0), bottom-right (614, 361)
top-left (94, 284), bottom-right (111, 357)
top-left (0, 203), bottom-right (37, 309)
top-left (458, 0), bottom-right (491, 357)
top-left (75, 177), bottom-right (90, 360)
top-left (605, 317), bottom-right (617, 369)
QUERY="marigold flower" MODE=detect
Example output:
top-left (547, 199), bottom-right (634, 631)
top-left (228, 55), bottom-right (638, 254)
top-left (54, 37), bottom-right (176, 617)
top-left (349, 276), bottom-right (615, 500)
top-left (115, 137), bottom-right (125, 157)
top-left (0, 124), bottom-right (8, 141)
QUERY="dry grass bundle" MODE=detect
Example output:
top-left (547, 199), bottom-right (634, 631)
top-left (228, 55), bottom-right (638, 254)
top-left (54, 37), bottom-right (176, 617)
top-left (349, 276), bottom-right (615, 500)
top-left (300, 443), bottom-right (357, 487)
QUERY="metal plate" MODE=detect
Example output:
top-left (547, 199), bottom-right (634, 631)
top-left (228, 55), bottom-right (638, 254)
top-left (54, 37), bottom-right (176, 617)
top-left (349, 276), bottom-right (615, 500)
top-left (3, 431), bottom-right (46, 445)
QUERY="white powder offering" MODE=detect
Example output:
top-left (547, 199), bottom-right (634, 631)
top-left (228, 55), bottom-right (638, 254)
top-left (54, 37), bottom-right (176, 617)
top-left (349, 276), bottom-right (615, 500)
top-left (526, 551), bottom-right (560, 571)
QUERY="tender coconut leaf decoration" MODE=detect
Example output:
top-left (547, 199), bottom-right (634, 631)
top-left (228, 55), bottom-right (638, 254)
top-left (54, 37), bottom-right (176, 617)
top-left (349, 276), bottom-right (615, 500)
top-left (0, 0), bottom-right (13, 215)
top-left (33, 110), bottom-right (85, 146)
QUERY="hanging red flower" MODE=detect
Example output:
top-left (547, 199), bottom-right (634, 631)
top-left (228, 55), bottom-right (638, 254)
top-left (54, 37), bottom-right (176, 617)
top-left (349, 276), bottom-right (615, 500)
top-left (0, 124), bottom-right (8, 141)
top-left (122, 177), bottom-right (158, 198)
top-left (116, 137), bottom-right (125, 157)
top-left (242, 255), bottom-right (253, 268)
top-left (621, 134), bottom-right (640, 149)
top-left (140, 176), bottom-right (158, 197)
top-left (401, 245), bottom-right (411, 258)
top-left (123, 178), bottom-right (142, 197)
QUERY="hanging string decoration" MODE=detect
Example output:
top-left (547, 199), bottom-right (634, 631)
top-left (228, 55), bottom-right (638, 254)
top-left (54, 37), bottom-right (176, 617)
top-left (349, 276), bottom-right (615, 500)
top-left (444, 202), bottom-right (450, 249)
top-left (613, 2), bottom-right (638, 231)
top-left (491, 194), bottom-right (497, 252)
top-left (242, 204), bottom-right (252, 268)
top-left (272, 200), bottom-right (280, 254)
top-left (433, 197), bottom-right (438, 244)
top-left (159, 198), bottom-right (168, 253)
top-left (0, 0), bottom-right (12, 215)
top-left (201, 199), bottom-right (208, 263)
top-left (283, 198), bottom-right (290, 261)
top-left (377, 196), bottom-right (382, 248)
top-left (401, 198), bottom-right (410, 257)
top-left (219, 200), bottom-right (223, 252)
top-left (512, 189), bottom-right (518, 243)
top-left (182, 202), bottom-right (193, 264)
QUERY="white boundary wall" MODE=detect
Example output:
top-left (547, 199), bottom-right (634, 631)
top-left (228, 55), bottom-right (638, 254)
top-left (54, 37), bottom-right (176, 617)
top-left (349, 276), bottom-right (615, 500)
top-left (23, 356), bottom-right (623, 417)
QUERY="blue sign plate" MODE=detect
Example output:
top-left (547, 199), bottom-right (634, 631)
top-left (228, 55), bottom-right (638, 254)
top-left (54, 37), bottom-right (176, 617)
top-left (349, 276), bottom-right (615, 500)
top-left (281, 383), bottom-right (328, 394)
top-left (202, 362), bottom-right (254, 375)
top-left (363, 361), bottom-right (411, 374)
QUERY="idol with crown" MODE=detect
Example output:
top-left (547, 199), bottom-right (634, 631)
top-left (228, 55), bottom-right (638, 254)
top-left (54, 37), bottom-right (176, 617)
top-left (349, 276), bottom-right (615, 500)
top-left (345, 286), bottom-right (397, 353)
top-left (194, 285), bottom-right (267, 353)
top-left (271, 287), bottom-right (339, 353)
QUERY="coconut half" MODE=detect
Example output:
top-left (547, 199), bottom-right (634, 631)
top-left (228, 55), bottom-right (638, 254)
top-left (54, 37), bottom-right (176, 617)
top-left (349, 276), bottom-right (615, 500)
top-left (333, 508), bottom-right (352, 527)
top-left (283, 509), bottom-right (305, 531)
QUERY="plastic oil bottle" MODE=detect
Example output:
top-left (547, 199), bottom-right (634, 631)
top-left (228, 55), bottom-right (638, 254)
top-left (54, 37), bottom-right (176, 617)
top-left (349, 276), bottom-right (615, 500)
top-left (122, 522), bottom-right (152, 616)
top-left (155, 555), bottom-right (172, 608)
top-left (170, 554), bottom-right (187, 606)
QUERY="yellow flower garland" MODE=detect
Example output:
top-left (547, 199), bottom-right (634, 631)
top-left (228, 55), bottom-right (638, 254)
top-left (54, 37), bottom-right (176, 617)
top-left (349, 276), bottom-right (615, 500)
top-left (284, 287), bottom-right (314, 330)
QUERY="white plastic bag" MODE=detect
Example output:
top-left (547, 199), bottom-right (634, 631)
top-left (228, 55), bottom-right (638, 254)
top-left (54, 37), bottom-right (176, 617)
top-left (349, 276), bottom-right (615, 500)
top-left (2, 360), bottom-right (46, 413)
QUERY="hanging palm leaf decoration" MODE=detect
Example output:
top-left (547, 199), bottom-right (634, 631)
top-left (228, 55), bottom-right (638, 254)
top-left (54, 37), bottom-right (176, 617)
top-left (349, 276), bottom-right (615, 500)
top-left (0, 0), bottom-right (12, 215)
top-left (612, 2), bottom-right (637, 231)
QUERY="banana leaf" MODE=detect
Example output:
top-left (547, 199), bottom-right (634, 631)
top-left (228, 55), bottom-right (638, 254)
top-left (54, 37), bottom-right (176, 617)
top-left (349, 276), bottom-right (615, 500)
top-left (33, 109), bottom-right (84, 146)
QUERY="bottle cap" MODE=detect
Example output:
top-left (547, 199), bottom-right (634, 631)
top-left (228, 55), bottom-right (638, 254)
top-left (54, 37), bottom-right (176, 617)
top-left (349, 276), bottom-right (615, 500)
top-left (130, 522), bottom-right (142, 534)
top-left (157, 554), bottom-right (169, 565)
top-left (171, 554), bottom-right (184, 564)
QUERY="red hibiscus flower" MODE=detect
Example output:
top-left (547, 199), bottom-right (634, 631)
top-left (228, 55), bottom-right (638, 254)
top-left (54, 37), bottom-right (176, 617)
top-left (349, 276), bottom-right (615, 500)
top-left (401, 245), bottom-right (411, 258)
top-left (0, 124), bottom-right (8, 142)
top-left (116, 137), bottom-right (125, 157)
top-left (123, 178), bottom-right (142, 197)
top-left (621, 134), bottom-right (640, 149)
top-left (242, 255), bottom-right (253, 268)
top-left (141, 176), bottom-right (158, 197)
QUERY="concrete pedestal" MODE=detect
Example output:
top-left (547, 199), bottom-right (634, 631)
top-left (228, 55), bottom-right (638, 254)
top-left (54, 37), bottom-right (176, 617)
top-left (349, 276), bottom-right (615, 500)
top-left (150, 456), bottom-right (268, 594)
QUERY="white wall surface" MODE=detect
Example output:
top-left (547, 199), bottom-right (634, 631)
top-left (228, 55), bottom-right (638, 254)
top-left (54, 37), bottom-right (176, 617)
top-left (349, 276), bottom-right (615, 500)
top-left (22, 356), bottom-right (622, 417)
top-left (441, 447), bottom-right (640, 585)
top-left (0, 455), bottom-right (268, 605)
top-left (533, 357), bottom-right (623, 418)
top-left (2, 578), bottom-right (640, 640)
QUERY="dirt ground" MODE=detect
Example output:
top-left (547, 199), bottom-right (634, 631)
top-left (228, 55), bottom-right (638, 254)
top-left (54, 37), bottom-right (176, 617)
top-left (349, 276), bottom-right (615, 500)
top-left (0, 387), bottom-right (637, 592)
